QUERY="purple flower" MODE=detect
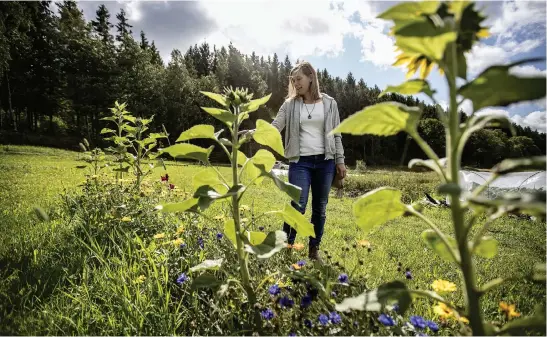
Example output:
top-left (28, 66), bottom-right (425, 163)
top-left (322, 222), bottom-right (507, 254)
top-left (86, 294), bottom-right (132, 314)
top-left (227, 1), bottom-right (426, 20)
top-left (331, 291), bottom-right (337, 298)
top-left (301, 294), bottom-right (313, 308)
top-left (392, 304), bottom-right (400, 312)
top-left (279, 296), bottom-right (294, 309)
top-left (318, 314), bottom-right (329, 326)
top-left (259, 226), bottom-right (265, 231)
top-left (197, 237), bottom-right (204, 249)
top-left (353, 321), bottom-right (359, 327)
top-left (179, 243), bottom-right (187, 249)
top-left (269, 284), bottom-right (281, 296)
top-left (329, 311), bottom-right (342, 324)
top-left (176, 273), bottom-right (188, 285)
top-left (426, 320), bottom-right (439, 332)
top-left (338, 273), bottom-right (349, 284)
top-left (378, 314), bottom-right (395, 326)
top-left (216, 233), bottom-right (223, 240)
top-left (405, 271), bottom-right (413, 280)
top-left (297, 260), bottom-right (306, 267)
top-left (288, 332), bottom-right (296, 337)
top-left (304, 319), bottom-right (313, 328)
top-left (261, 308), bottom-right (274, 320)
top-left (410, 316), bottom-right (427, 329)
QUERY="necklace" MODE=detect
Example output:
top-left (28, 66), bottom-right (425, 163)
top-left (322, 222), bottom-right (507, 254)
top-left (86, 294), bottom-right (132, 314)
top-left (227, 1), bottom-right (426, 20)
top-left (304, 102), bottom-right (316, 119)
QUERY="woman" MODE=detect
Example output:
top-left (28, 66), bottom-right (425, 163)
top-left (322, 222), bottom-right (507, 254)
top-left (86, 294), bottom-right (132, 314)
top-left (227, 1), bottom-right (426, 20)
top-left (271, 61), bottom-right (346, 261)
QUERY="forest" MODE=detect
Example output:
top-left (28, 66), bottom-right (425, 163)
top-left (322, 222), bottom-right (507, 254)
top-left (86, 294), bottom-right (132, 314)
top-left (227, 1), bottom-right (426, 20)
top-left (1, 1), bottom-right (545, 168)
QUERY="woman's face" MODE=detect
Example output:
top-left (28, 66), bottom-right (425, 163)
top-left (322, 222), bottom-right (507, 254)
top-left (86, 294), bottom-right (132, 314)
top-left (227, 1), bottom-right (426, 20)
top-left (291, 70), bottom-right (312, 95)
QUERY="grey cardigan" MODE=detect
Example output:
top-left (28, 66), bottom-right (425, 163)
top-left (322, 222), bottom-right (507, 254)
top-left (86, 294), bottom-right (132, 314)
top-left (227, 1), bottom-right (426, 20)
top-left (271, 93), bottom-right (345, 165)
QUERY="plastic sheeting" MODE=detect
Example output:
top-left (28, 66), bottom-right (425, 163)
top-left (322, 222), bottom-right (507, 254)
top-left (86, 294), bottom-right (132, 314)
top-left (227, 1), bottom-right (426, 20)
top-left (460, 170), bottom-right (546, 199)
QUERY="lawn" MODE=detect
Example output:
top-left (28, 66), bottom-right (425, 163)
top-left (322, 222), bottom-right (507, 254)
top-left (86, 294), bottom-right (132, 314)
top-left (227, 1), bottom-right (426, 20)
top-left (0, 145), bottom-right (545, 335)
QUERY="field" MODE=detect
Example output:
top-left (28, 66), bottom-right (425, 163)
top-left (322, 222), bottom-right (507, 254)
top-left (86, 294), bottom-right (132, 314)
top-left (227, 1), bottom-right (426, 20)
top-left (0, 145), bottom-right (545, 335)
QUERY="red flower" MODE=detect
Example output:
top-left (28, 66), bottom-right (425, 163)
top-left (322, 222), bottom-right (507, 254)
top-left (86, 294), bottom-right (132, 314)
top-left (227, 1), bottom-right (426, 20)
top-left (169, 183), bottom-right (175, 190)
top-left (161, 174), bottom-right (169, 182)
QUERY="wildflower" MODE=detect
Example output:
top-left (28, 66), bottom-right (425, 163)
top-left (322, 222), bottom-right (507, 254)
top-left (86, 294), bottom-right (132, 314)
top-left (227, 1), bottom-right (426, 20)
top-left (318, 314), bottom-right (329, 326)
top-left (416, 333), bottom-right (429, 337)
top-left (358, 239), bottom-right (370, 247)
top-left (405, 271), bottom-right (413, 280)
top-left (353, 321), bottom-right (358, 327)
top-left (161, 174), bottom-right (169, 182)
top-left (261, 308), bottom-right (274, 320)
top-left (121, 216), bottom-right (131, 222)
top-left (179, 243), bottom-right (187, 249)
top-left (301, 294), bottom-right (313, 308)
top-left (169, 183), bottom-right (175, 190)
top-left (197, 237), bottom-right (204, 249)
top-left (269, 284), bottom-right (281, 296)
top-left (134, 275), bottom-right (146, 284)
top-left (171, 238), bottom-right (184, 247)
top-left (279, 296), bottom-right (294, 309)
top-left (378, 314), bottom-right (395, 326)
top-left (153, 233), bottom-right (166, 239)
top-left (410, 316), bottom-right (427, 329)
top-left (458, 316), bottom-right (469, 324)
top-left (213, 215), bottom-right (225, 221)
top-left (433, 302), bottom-right (452, 319)
top-left (259, 226), bottom-right (265, 231)
top-left (288, 243), bottom-right (304, 250)
top-left (304, 318), bottom-right (313, 328)
top-left (329, 311), bottom-right (342, 324)
top-left (176, 273), bottom-right (188, 285)
top-left (216, 233), bottom-right (223, 240)
top-left (499, 301), bottom-right (521, 319)
top-left (392, 304), bottom-right (400, 312)
top-left (239, 205), bottom-right (250, 212)
top-left (431, 279), bottom-right (457, 293)
top-left (338, 273), bottom-right (349, 284)
top-left (426, 320), bottom-right (439, 332)
top-left (291, 263), bottom-right (302, 270)
top-left (288, 332), bottom-right (296, 337)
top-left (176, 226), bottom-right (184, 235)
top-left (331, 291), bottom-right (337, 298)
top-left (297, 260), bottom-right (306, 267)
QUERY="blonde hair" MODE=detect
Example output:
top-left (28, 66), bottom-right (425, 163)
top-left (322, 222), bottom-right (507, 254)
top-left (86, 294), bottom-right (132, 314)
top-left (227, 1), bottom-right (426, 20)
top-left (286, 60), bottom-right (321, 101)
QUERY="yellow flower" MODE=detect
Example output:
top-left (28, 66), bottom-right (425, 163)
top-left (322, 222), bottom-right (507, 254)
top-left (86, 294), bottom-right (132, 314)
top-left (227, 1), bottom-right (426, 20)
top-left (291, 263), bottom-right (302, 270)
top-left (433, 302), bottom-right (453, 319)
top-left (134, 275), bottom-right (146, 284)
top-left (499, 301), bottom-right (521, 319)
top-left (153, 233), bottom-right (166, 239)
top-left (239, 205), bottom-right (250, 212)
top-left (176, 226), bottom-right (185, 235)
top-left (358, 240), bottom-right (371, 247)
top-left (287, 243), bottom-right (305, 251)
top-left (121, 216), bottom-right (132, 222)
top-left (432, 279), bottom-right (457, 293)
top-left (458, 316), bottom-right (470, 324)
top-left (171, 238), bottom-right (184, 247)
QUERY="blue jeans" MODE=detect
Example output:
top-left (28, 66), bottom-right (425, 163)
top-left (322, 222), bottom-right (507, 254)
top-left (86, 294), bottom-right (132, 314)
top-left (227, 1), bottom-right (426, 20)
top-left (283, 154), bottom-right (336, 248)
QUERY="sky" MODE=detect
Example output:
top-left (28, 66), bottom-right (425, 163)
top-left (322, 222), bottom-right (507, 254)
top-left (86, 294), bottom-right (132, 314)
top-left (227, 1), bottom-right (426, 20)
top-left (74, 0), bottom-right (547, 133)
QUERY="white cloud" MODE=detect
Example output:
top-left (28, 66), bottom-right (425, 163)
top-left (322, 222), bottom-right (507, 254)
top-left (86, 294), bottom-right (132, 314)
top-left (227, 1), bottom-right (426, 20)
top-left (117, 0), bottom-right (143, 22)
top-left (509, 65), bottom-right (547, 77)
top-left (511, 111), bottom-right (546, 133)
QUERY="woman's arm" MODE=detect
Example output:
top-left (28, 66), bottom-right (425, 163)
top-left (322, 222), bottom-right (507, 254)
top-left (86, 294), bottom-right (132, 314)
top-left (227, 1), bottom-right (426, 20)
top-left (332, 100), bottom-right (345, 165)
top-left (271, 100), bottom-right (287, 132)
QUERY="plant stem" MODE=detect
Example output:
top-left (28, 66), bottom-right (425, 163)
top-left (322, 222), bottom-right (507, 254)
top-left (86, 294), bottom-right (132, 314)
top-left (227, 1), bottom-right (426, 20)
top-left (231, 105), bottom-right (259, 328)
top-left (410, 131), bottom-right (448, 182)
top-left (446, 41), bottom-right (485, 336)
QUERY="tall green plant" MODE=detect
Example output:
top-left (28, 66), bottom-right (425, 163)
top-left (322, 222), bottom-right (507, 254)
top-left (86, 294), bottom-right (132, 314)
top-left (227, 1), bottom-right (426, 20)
top-left (331, 1), bottom-right (546, 336)
top-left (156, 87), bottom-right (315, 327)
top-left (101, 101), bottom-right (167, 189)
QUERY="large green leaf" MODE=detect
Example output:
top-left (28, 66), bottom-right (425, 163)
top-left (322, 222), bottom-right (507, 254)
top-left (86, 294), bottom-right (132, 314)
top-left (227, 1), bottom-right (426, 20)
top-left (241, 93), bottom-right (271, 113)
top-left (395, 20), bottom-right (458, 61)
top-left (160, 143), bottom-right (214, 164)
top-left (190, 273), bottom-right (223, 290)
top-left (335, 281), bottom-right (412, 315)
top-left (253, 119), bottom-right (284, 156)
top-left (224, 219), bottom-right (237, 247)
top-left (194, 185), bottom-right (243, 212)
top-left (493, 156), bottom-right (546, 174)
top-left (100, 128), bottom-right (115, 135)
top-left (156, 198), bottom-right (199, 213)
top-left (330, 102), bottom-right (422, 137)
top-left (241, 149), bottom-right (276, 185)
top-left (254, 164), bottom-right (301, 204)
top-left (242, 230), bottom-right (287, 259)
top-left (246, 231), bottom-right (267, 245)
top-left (201, 107), bottom-right (236, 127)
top-left (379, 80), bottom-right (435, 99)
top-left (193, 168), bottom-right (228, 194)
top-left (176, 125), bottom-right (216, 142)
top-left (200, 91), bottom-right (228, 107)
top-left (421, 229), bottom-right (460, 263)
top-left (458, 59), bottom-right (547, 111)
top-left (352, 187), bottom-right (407, 233)
top-left (377, 1), bottom-right (439, 21)
top-left (472, 236), bottom-right (498, 258)
top-left (274, 203), bottom-right (315, 238)
top-left (189, 258), bottom-right (223, 273)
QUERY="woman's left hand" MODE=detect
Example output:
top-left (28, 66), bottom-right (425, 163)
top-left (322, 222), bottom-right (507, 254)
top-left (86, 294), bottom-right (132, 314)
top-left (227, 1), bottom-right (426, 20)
top-left (336, 163), bottom-right (347, 179)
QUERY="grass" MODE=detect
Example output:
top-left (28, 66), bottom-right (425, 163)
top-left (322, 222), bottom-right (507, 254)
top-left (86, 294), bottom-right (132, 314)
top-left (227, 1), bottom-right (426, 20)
top-left (0, 145), bottom-right (545, 335)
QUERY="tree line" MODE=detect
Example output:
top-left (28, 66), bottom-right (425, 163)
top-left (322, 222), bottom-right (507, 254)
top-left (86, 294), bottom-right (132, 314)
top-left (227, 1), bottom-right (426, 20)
top-left (1, 1), bottom-right (544, 168)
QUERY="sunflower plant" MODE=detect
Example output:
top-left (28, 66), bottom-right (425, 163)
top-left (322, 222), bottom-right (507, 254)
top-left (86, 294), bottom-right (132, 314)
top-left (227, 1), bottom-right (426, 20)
top-left (155, 86), bottom-right (315, 329)
top-left (331, 1), bottom-right (546, 336)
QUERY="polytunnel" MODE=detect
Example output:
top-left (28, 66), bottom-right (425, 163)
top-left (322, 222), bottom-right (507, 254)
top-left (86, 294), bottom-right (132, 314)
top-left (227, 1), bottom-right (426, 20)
top-left (459, 170), bottom-right (546, 199)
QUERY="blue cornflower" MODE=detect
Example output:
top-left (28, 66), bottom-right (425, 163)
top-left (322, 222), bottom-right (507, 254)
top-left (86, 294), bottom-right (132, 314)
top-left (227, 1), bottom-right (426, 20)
top-left (331, 291), bottom-right (337, 298)
top-left (216, 233), bottom-right (223, 240)
top-left (301, 293), bottom-right (313, 308)
top-left (392, 304), bottom-right (400, 312)
top-left (269, 284), bottom-right (281, 296)
top-left (338, 273), bottom-right (349, 284)
top-left (297, 260), bottom-right (306, 267)
top-left (353, 321), bottom-right (359, 327)
top-left (288, 332), bottom-right (296, 337)
top-left (329, 311), bottom-right (342, 324)
top-left (410, 316), bottom-right (427, 329)
top-left (405, 271), bottom-right (413, 280)
top-left (318, 314), bottom-right (329, 326)
top-left (179, 243), bottom-right (187, 249)
top-left (426, 320), bottom-right (439, 332)
top-left (378, 314), bottom-right (395, 326)
top-left (176, 273), bottom-right (188, 285)
top-left (197, 237), bottom-right (204, 249)
top-left (279, 296), bottom-right (294, 309)
top-left (261, 308), bottom-right (274, 320)
top-left (304, 319), bottom-right (313, 328)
